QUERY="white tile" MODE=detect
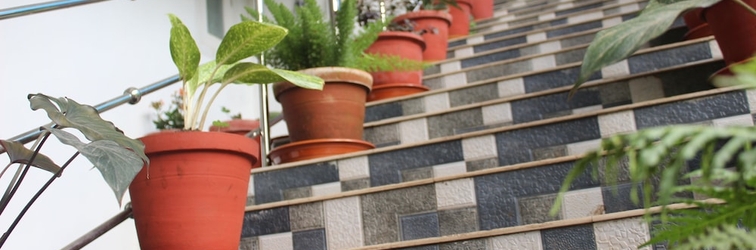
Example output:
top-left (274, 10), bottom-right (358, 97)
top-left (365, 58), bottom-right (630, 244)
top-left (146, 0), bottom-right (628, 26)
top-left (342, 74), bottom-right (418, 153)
top-left (602, 17), bottom-right (623, 28)
top-left (497, 78), bottom-right (526, 97)
top-left (556, 2), bottom-right (574, 9)
top-left (710, 40), bottom-right (723, 60)
top-left (312, 182), bottom-right (342, 197)
top-left (442, 72), bottom-right (467, 87)
top-left (598, 110), bottom-right (636, 137)
top-left (494, 9), bottom-right (508, 16)
top-left (527, 32), bottom-right (547, 43)
top-left (400, 118), bottom-right (429, 144)
top-left (601, 60), bottom-right (630, 78)
top-left (594, 217), bottom-right (652, 250)
top-left (562, 187), bottom-right (604, 219)
top-left (424, 92), bottom-right (451, 112)
top-left (463, 134), bottom-right (498, 160)
top-left (441, 61), bottom-right (461, 73)
top-left (531, 55), bottom-right (557, 71)
top-left (539, 41), bottom-right (562, 54)
top-left (482, 102), bottom-right (513, 125)
top-left (435, 178), bottom-right (476, 209)
top-left (248, 175), bottom-right (255, 196)
top-left (432, 161), bottom-right (467, 178)
top-left (747, 89), bottom-right (756, 112)
top-left (619, 3), bottom-right (641, 13)
top-left (467, 36), bottom-right (485, 45)
top-left (493, 23), bottom-right (509, 31)
top-left (539, 12), bottom-right (556, 21)
top-left (712, 114), bottom-right (754, 127)
top-left (500, 15), bottom-right (516, 22)
top-left (490, 231), bottom-right (543, 250)
top-left (455, 47), bottom-right (474, 57)
top-left (259, 232), bottom-right (293, 250)
top-left (338, 156), bottom-right (370, 181)
top-left (325, 197), bottom-right (363, 249)
top-left (629, 76), bottom-right (665, 103)
top-left (567, 11), bottom-right (603, 24)
top-left (567, 139), bottom-right (602, 155)
top-left (618, 0), bottom-right (636, 4)
top-left (572, 104), bottom-right (602, 114)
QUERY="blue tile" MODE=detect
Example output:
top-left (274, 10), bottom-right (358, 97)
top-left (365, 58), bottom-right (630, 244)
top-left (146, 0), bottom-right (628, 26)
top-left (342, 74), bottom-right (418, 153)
top-left (546, 21), bottom-right (602, 38)
top-left (293, 229), bottom-right (326, 250)
top-left (461, 48), bottom-right (521, 68)
top-left (622, 13), bottom-right (638, 21)
top-left (448, 39), bottom-right (467, 48)
top-left (365, 102), bottom-right (403, 123)
top-left (369, 140), bottom-right (464, 186)
top-left (427, 108), bottom-right (485, 139)
top-left (628, 43), bottom-right (712, 74)
top-left (473, 36), bottom-right (527, 54)
top-left (602, 183), bottom-right (643, 213)
top-left (509, 1), bottom-right (546, 12)
top-left (484, 25), bottom-right (535, 40)
top-left (475, 161), bottom-right (600, 230)
top-left (511, 90), bottom-right (602, 124)
top-left (495, 117), bottom-right (601, 166)
top-left (401, 212), bottom-right (440, 240)
top-left (549, 18), bottom-right (568, 26)
top-left (541, 224), bottom-right (597, 250)
top-left (254, 162), bottom-right (339, 204)
top-left (523, 66), bottom-right (601, 93)
top-left (242, 207), bottom-right (290, 237)
top-left (555, 2), bottom-right (604, 16)
top-left (634, 91), bottom-right (750, 129)
top-left (658, 61), bottom-right (723, 97)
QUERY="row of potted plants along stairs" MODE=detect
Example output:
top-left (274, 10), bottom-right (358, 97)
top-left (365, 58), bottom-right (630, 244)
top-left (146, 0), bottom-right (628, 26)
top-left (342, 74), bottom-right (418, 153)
top-left (238, 0), bottom-right (749, 249)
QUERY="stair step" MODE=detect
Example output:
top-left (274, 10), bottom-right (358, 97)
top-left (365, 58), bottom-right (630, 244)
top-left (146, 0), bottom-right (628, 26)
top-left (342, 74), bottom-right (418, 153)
top-left (241, 86), bottom-right (752, 248)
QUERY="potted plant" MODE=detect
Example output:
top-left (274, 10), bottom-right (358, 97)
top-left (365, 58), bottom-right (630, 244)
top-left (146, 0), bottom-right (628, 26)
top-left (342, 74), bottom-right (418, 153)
top-left (129, 15), bottom-right (324, 249)
top-left (470, 0), bottom-right (494, 21)
top-left (0, 94), bottom-right (147, 248)
top-left (682, 8), bottom-right (712, 40)
top-left (391, 0), bottom-right (454, 61)
top-left (245, 0), bottom-right (387, 164)
top-left (569, 0), bottom-right (756, 96)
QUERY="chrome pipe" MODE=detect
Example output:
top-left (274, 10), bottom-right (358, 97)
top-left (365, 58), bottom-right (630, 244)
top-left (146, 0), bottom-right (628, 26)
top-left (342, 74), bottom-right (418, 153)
top-left (0, 0), bottom-right (109, 20)
top-left (257, 0), bottom-right (272, 167)
top-left (61, 203), bottom-right (132, 250)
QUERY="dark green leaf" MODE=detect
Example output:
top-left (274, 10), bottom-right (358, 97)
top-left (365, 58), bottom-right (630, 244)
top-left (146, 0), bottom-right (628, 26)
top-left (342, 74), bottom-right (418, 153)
top-left (0, 140), bottom-right (60, 174)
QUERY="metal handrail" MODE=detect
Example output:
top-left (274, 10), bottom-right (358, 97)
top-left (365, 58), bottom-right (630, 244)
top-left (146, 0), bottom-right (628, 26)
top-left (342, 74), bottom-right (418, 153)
top-left (61, 203), bottom-right (133, 250)
top-left (0, 0), bottom-right (109, 20)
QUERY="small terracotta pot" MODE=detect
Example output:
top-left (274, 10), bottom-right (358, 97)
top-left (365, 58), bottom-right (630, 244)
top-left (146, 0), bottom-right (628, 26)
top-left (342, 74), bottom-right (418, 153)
top-left (703, 0), bottom-right (756, 65)
top-left (365, 31), bottom-right (429, 101)
top-left (130, 131), bottom-right (259, 250)
top-left (682, 8), bottom-right (712, 40)
top-left (209, 119), bottom-right (262, 168)
top-left (269, 138), bottom-right (375, 164)
top-left (369, 83), bottom-right (431, 101)
top-left (273, 67), bottom-right (373, 142)
top-left (471, 0), bottom-right (494, 21)
top-left (448, 0), bottom-right (473, 38)
top-left (393, 10), bottom-right (452, 62)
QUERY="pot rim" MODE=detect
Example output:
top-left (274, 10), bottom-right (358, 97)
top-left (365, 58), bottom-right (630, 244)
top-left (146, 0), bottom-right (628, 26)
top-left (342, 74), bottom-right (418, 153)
top-left (393, 10), bottom-right (453, 26)
top-left (140, 130), bottom-right (260, 162)
top-left (376, 31), bottom-right (427, 51)
top-left (272, 67), bottom-right (373, 100)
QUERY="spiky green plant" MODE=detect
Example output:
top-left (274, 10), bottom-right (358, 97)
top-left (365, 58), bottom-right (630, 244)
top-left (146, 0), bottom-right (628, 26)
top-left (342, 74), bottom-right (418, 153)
top-left (552, 58), bottom-right (756, 249)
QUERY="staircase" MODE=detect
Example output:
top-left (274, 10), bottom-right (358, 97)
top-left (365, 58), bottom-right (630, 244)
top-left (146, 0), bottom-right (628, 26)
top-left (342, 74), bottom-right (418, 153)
top-left (238, 0), bottom-right (750, 249)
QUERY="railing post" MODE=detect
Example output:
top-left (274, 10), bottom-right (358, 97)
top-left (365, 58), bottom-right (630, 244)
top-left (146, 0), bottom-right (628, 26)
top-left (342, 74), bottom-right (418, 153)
top-left (257, 0), bottom-right (272, 168)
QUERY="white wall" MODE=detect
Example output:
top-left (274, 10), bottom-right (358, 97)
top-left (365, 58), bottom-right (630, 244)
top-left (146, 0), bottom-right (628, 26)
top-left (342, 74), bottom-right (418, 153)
top-left (0, 0), bottom-right (287, 249)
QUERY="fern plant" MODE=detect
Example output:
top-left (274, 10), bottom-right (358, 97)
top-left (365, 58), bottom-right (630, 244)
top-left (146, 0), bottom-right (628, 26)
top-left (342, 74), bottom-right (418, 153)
top-left (552, 58), bottom-right (756, 249)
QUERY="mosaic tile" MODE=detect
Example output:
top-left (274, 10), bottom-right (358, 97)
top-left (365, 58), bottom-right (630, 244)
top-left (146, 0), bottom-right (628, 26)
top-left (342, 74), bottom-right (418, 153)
top-left (627, 43), bottom-right (712, 74)
top-left (369, 140), bottom-right (464, 186)
top-left (484, 25), bottom-right (535, 40)
top-left (541, 224), bottom-right (597, 250)
top-left (531, 145), bottom-right (568, 161)
top-left (598, 81), bottom-right (632, 107)
top-left (523, 66), bottom-right (597, 93)
top-left (560, 33), bottom-right (596, 48)
top-left (498, 77), bottom-right (526, 97)
top-left (461, 49), bottom-right (521, 69)
top-left (364, 123), bottom-right (400, 147)
top-left (602, 183), bottom-right (643, 213)
top-left (432, 161), bottom-right (467, 178)
top-left (325, 196), bottom-right (363, 249)
top-left (289, 202), bottom-right (324, 231)
top-left (519, 44), bottom-right (541, 57)
top-left (239, 237), bottom-right (259, 250)
top-left (518, 193), bottom-right (561, 224)
top-left (436, 178), bottom-right (477, 209)
top-left (657, 61), bottom-right (721, 97)
top-left (365, 102), bottom-right (403, 123)
top-left (466, 157), bottom-right (500, 172)
top-left (362, 185), bottom-right (437, 245)
top-left (439, 238), bottom-right (487, 250)
top-left (424, 93), bottom-right (451, 113)
top-left (338, 156), bottom-right (370, 181)
top-left (466, 60), bottom-right (532, 83)
top-left (341, 178), bottom-right (370, 192)
top-left (402, 97), bottom-right (426, 116)
top-left (555, 47), bottom-right (588, 65)
top-left (473, 36), bottom-right (528, 53)
top-left (449, 83), bottom-right (499, 107)
top-left (556, 2), bottom-right (604, 16)
top-left (598, 110), bottom-right (637, 137)
top-left (400, 118), bottom-right (430, 144)
top-left (425, 77), bottom-right (444, 90)
top-left (462, 135), bottom-right (498, 160)
top-left (547, 20), bottom-right (602, 38)
top-left (312, 182), bottom-right (341, 196)
top-left (495, 117), bottom-right (601, 166)
top-left (401, 212), bottom-right (440, 240)
top-left (511, 90), bottom-right (601, 124)
top-left (259, 233), bottom-right (293, 250)
top-left (634, 91), bottom-right (750, 129)
top-left (401, 167), bottom-right (434, 182)
top-left (424, 65), bottom-right (441, 75)
top-left (490, 231), bottom-right (543, 250)
top-left (438, 207), bottom-right (479, 236)
top-left (567, 11), bottom-right (603, 24)
top-left (594, 217), bottom-right (651, 250)
top-left (293, 229), bottom-right (326, 250)
top-left (242, 207), bottom-right (291, 237)
top-left (510, 16), bottom-right (539, 26)
top-left (562, 187), bottom-right (605, 219)
top-left (254, 162), bottom-right (339, 204)
top-left (429, 108), bottom-right (485, 138)
top-left (448, 39), bottom-right (467, 48)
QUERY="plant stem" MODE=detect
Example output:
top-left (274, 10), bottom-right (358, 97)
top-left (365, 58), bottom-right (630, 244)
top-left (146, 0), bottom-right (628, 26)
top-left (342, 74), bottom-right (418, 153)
top-left (190, 66), bottom-right (222, 130)
top-left (732, 0), bottom-right (756, 16)
top-left (0, 132), bottom-right (51, 217)
top-left (197, 83), bottom-right (230, 129)
top-left (0, 152), bottom-right (80, 247)
top-left (0, 132), bottom-right (47, 214)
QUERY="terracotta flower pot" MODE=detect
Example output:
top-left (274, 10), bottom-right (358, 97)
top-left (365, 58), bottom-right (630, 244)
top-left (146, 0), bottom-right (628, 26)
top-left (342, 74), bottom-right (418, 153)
top-left (269, 138), bottom-right (375, 164)
top-left (365, 31), bottom-right (429, 101)
top-left (703, 0), bottom-right (756, 65)
top-left (682, 8), bottom-right (712, 40)
top-left (393, 10), bottom-right (452, 62)
top-left (130, 131), bottom-right (259, 250)
top-left (448, 0), bottom-right (473, 38)
top-left (471, 0), bottom-right (494, 21)
top-left (272, 67), bottom-right (376, 164)
top-left (209, 119), bottom-right (262, 168)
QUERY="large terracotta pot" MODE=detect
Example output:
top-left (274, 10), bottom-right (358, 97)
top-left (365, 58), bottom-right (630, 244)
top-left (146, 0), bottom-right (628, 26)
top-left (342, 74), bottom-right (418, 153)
top-left (365, 31), bottom-right (429, 101)
top-left (448, 0), bottom-right (473, 38)
top-left (682, 8), bottom-right (712, 40)
top-left (471, 0), bottom-right (494, 20)
top-left (393, 10), bottom-right (452, 62)
top-left (209, 119), bottom-right (262, 168)
top-left (703, 0), bottom-right (756, 65)
top-left (130, 131), bottom-right (259, 250)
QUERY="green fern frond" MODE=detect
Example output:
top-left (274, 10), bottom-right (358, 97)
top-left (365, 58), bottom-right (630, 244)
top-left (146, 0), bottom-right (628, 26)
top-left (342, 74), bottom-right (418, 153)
top-left (666, 224), bottom-right (756, 250)
top-left (335, 0), bottom-right (356, 66)
top-left (354, 53), bottom-right (428, 72)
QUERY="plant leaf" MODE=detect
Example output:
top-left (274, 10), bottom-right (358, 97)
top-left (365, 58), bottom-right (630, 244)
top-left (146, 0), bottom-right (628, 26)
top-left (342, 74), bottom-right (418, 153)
top-left (569, 0), bottom-right (721, 97)
top-left (168, 14), bottom-right (201, 81)
top-left (222, 62), bottom-right (325, 90)
top-left (46, 127), bottom-right (143, 205)
top-left (27, 93), bottom-right (149, 165)
top-left (0, 140), bottom-right (60, 174)
top-left (215, 20), bottom-right (288, 65)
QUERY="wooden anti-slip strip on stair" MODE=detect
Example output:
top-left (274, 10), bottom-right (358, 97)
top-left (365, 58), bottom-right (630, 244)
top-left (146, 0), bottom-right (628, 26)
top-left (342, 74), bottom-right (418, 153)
top-left (483, 0), bottom-right (591, 29)
top-left (447, 0), bottom-right (644, 51)
top-left (247, 85), bottom-right (752, 209)
top-left (365, 38), bottom-right (721, 124)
